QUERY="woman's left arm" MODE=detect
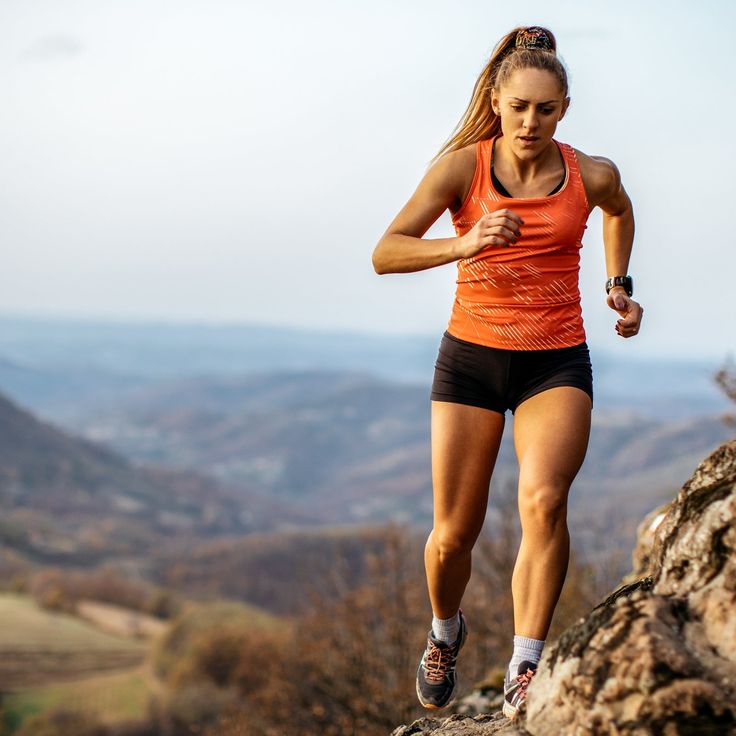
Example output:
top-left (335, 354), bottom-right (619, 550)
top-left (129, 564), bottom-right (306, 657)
top-left (580, 153), bottom-right (644, 339)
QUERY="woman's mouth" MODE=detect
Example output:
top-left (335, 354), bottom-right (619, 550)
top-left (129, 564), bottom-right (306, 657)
top-left (519, 136), bottom-right (539, 144)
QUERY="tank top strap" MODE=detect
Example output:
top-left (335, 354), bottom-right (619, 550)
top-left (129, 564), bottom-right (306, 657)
top-left (476, 137), bottom-right (494, 192)
top-left (557, 141), bottom-right (590, 212)
top-left (467, 137), bottom-right (499, 210)
top-left (470, 137), bottom-right (495, 201)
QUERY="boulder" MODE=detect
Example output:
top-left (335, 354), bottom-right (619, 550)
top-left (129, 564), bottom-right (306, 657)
top-left (526, 440), bottom-right (736, 734)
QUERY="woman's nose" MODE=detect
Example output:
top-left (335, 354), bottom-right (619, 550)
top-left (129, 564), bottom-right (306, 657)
top-left (524, 110), bottom-right (539, 130)
top-left (523, 112), bottom-right (539, 130)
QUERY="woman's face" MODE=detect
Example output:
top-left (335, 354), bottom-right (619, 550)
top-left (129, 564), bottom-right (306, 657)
top-left (491, 68), bottom-right (569, 158)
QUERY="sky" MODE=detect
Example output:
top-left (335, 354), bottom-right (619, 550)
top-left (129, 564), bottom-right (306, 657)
top-left (1, 0), bottom-right (735, 361)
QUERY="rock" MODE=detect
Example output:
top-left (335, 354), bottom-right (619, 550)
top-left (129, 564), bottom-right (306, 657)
top-left (391, 439), bottom-right (736, 735)
top-left (454, 688), bottom-right (504, 718)
top-left (454, 669), bottom-right (505, 717)
top-left (526, 439), bottom-right (736, 735)
top-left (390, 712), bottom-right (527, 735)
top-left (625, 501), bottom-right (670, 582)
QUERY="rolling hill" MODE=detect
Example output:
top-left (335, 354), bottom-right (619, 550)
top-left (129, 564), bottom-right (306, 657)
top-left (0, 391), bottom-right (311, 569)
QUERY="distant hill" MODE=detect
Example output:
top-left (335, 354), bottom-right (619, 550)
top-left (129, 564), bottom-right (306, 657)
top-left (149, 524), bottom-right (420, 615)
top-left (0, 392), bottom-right (310, 568)
top-left (0, 315), bottom-right (732, 595)
top-left (0, 316), bottom-right (729, 421)
top-left (60, 370), bottom-right (733, 559)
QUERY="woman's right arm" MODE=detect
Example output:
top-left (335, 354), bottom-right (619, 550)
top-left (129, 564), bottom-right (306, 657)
top-left (372, 148), bottom-right (522, 274)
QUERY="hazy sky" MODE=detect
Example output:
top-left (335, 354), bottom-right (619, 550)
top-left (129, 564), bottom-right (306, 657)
top-left (1, 0), bottom-right (734, 360)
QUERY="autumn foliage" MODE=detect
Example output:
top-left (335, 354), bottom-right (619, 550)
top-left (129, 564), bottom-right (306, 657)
top-left (147, 504), bottom-right (617, 735)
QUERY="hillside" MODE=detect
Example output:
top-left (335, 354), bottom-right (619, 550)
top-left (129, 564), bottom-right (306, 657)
top-left (0, 593), bottom-right (146, 689)
top-left (0, 364), bottom-right (730, 621)
top-left (0, 392), bottom-right (309, 567)
top-left (64, 371), bottom-right (734, 555)
top-left (0, 592), bottom-right (283, 733)
top-left (149, 523), bottom-right (424, 615)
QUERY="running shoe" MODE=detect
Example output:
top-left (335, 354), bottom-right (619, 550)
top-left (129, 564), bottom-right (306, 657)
top-left (415, 609), bottom-right (468, 709)
top-left (502, 659), bottom-right (538, 720)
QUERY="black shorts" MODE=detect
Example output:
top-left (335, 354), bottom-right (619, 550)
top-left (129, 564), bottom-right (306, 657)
top-left (430, 330), bottom-right (593, 415)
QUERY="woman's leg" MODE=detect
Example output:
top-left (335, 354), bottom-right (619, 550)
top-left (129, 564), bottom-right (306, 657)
top-left (510, 386), bottom-right (592, 639)
top-left (425, 400), bottom-right (506, 618)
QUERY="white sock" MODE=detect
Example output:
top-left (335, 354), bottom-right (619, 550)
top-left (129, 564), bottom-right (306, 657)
top-left (431, 611), bottom-right (460, 645)
top-left (508, 634), bottom-right (545, 675)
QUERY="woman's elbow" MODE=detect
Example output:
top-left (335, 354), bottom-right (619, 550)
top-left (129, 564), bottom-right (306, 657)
top-left (372, 240), bottom-right (389, 274)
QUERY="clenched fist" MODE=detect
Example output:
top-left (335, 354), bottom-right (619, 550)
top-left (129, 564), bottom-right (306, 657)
top-left (457, 209), bottom-right (524, 259)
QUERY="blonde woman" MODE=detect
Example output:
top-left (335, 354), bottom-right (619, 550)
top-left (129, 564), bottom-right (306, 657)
top-left (372, 26), bottom-right (643, 720)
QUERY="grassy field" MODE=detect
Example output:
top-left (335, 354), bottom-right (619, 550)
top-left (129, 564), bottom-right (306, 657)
top-left (77, 598), bottom-right (168, 639)
top-left (0, 591), bottom-right (283, 733)
top-left (0, 592), bottom-right (160, 732)
top-left (0, 593), bottom-right (148, 689)
top-left (2, 665), bottom-right (152, 730)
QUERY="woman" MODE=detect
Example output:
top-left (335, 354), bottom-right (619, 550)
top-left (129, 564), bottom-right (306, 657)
top-left (371, 26), bottom-right (644, 720)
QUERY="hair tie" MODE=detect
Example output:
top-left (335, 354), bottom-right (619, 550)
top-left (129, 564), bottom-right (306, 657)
top-left (515, 27), bottom-right (553, 51)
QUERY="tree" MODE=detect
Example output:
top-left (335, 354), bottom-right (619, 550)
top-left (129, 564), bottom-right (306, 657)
top-left (715, 357), bottom-right (736, 429)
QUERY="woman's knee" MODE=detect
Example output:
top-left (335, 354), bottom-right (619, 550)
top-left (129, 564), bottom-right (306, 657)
top-left (429, 525), bottom-right (479, 563)
top-left (518, 481), bottom-right (569, 525)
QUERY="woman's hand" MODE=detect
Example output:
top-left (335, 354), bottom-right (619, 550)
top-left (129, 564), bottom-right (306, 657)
top-left (607, 287), bottom-right (644, 338)
top-left (457, 209), bottom-right (524, 259)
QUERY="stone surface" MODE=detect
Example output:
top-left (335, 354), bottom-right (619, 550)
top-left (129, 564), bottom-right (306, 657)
top-left (454, 688), bottom-right (504, 718)
top-left (526, 439), bottom-right (736, 735)
top-left (391, 439), bottom-right (736, 735)
top-left (390, 712), bottom-right (527, 736)
top-left (625, 502), bottom-right (669, 583)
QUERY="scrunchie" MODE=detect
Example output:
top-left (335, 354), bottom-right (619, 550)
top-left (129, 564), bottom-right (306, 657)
top-left (515, 27), bottom-right (553, 51)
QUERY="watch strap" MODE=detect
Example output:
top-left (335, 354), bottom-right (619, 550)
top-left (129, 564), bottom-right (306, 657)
top-left (606, 276), bottom-right (633, 296)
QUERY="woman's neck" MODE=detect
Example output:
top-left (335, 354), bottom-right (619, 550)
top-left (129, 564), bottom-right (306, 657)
top-left (493, 134), bottom-right (561, 185)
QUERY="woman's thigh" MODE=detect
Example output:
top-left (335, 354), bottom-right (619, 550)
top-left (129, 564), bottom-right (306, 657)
top-left (512, 387), bottom-right (592, 506)
top-left (431, 400), bottom-right (506, 536)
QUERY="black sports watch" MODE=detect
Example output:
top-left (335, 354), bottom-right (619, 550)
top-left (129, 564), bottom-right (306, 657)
top-left (605, 276), bottom-right (633, 297)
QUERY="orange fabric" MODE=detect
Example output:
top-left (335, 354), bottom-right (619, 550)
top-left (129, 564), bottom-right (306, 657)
top-left (447, 134), bottom-right (591, 350)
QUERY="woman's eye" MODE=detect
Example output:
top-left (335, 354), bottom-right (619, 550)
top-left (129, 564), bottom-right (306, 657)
top-left (541, 108), bottom-right (554, 114)
top-left (511, 106), bottom-right (524, 111)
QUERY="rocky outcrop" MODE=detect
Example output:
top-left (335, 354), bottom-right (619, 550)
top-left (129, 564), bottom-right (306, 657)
top-left (392, 439), bottom-right (736, 735)
top-left (391, 712), bottom-right (527, 735)
top-left (527, 439), bottom-right (736, 734)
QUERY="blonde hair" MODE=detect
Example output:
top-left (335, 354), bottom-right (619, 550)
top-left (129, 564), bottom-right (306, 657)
top-left (431, 26), bottom-right (568, 164)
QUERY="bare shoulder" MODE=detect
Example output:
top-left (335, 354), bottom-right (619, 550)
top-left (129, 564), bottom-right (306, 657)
top-left (573, 148), bottom-right (622, 210)
top-left (428, 142), bottom-right (477, 211)
top-left (380, 141), bottom-right (479, 240)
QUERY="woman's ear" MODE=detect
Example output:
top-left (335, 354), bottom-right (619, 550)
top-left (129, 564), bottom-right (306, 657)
top-left (491, 87), bottom-right (501, 116)
top-left (559, 96), bottom-right (571, 120)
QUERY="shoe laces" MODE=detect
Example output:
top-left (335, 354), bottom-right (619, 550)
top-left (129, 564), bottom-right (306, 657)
top-left (423, 639), bottom-right (457, 682)
top-left (514, 667), bottom-right (536, 695)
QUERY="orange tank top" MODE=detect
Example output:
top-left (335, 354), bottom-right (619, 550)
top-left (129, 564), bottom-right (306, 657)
top-left (447, 134), bottom-right (591, 350)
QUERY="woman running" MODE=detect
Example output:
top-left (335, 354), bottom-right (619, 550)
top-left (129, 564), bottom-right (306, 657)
top-left (371, 26), bottom-right (644, 720)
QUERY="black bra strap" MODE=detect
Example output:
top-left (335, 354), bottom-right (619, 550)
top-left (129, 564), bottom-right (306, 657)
top-left (491, 163), bottom-right (565, 197)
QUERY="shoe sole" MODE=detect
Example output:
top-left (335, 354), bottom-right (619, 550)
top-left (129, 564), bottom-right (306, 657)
top-left (415, 675), bottom-right (458, 710)
top-left (502, 699), bottom-right (521, 720)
